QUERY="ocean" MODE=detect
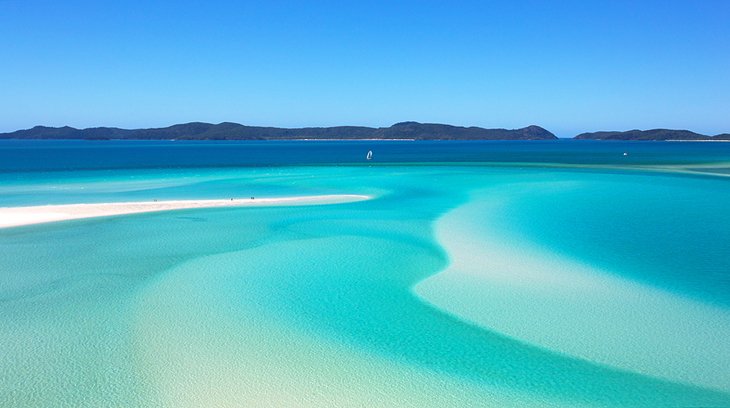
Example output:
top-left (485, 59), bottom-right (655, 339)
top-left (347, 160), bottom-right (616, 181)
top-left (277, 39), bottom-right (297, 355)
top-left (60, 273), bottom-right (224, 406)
top-left (1, 140), bottom-right (729, 407)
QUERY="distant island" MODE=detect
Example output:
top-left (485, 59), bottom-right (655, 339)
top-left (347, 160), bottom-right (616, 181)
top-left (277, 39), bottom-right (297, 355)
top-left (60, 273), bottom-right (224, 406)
top-left (0, 122), bottom-right (557, 141)
top-left (575, 129), bottom-right (730, 141)
top-left (3, 123), bottom-right (729, 141)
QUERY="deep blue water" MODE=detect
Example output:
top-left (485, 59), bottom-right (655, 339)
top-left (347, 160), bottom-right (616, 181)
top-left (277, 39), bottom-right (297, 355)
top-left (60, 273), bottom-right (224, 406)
top-left (1, 139), bottom-right (730, 171)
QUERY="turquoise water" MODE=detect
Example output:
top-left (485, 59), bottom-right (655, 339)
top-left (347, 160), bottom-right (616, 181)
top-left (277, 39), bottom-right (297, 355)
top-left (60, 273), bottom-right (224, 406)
top-left (1, 141), bottom-right (730, 407)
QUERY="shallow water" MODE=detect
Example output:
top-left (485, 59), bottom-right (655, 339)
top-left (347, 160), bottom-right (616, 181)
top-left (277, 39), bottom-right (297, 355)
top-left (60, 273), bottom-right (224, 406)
top-left (1, 141), bottom-right (729, 407)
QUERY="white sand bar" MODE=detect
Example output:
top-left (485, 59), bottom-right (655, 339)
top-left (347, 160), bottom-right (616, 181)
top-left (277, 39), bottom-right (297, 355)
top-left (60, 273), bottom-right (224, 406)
top-left (0, 195), bottom-right (371, 229)
top-left (414, 190), bottom-right (730, 391)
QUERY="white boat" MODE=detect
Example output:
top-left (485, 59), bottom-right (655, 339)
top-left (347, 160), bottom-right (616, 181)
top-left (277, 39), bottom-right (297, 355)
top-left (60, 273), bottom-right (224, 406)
top-left (366, 150), bottom-right (373, 160)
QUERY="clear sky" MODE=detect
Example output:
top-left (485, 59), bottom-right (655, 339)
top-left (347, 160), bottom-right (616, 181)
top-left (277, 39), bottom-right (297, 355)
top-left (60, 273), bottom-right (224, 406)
top-left (1, 0), bottom-right (729, 137)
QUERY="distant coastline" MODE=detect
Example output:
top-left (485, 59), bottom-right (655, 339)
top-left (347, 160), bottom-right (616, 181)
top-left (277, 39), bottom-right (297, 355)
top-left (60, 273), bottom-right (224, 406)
top-left (575, 129), bottom-right (730, 141)
top-left (666, 139), bottom-right (730, 143)
top-left (0, 122), bottom-right (556, 141)
top-left (1, 122), bottom-right (728, 141)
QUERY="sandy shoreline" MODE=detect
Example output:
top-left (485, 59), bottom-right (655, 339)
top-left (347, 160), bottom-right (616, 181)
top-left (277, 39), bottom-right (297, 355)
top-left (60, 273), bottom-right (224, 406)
top-left (0, 194), bottom-right (370, 229)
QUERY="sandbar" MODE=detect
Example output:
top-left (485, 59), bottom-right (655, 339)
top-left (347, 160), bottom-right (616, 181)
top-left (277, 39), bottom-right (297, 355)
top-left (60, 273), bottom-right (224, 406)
top-left (0, 194), bottom-right (370, 229)
top-left (413, 188), bottom-right (730, 391)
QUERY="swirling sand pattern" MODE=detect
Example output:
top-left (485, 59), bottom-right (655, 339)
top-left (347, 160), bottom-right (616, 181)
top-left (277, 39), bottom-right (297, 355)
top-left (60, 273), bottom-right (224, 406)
top-left (1, 164), bottom-right (730, 407)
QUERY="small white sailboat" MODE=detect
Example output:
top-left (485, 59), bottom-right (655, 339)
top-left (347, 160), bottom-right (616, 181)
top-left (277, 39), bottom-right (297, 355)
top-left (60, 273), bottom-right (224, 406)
top-left (366, 150), bottom-right (373, 160)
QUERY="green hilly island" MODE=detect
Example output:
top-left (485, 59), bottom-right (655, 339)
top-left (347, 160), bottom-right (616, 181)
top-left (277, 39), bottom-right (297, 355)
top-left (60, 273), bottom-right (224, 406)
top-left (0, 122), bottom-right (556, 141)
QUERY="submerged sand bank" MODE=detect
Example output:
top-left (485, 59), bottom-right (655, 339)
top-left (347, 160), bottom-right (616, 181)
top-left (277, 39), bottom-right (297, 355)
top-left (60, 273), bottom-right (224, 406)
top-left (413, 189), bottom-right (730, 391)
top-left (0, 195), bottom-right (370, 229)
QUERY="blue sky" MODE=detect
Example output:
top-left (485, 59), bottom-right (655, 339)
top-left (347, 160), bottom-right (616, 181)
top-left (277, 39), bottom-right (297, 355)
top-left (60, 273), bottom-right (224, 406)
top-left (1, 0), bottom-right (729, 137)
